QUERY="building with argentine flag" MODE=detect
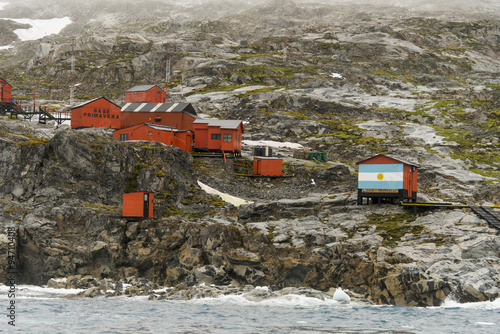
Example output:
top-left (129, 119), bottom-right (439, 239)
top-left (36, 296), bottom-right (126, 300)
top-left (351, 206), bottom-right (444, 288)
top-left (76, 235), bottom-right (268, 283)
top-left (356, 154), bottom-right (418, 205)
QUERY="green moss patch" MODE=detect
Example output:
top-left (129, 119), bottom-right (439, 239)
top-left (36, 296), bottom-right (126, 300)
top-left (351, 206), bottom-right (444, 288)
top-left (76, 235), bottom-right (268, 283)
top-left (362, 212), bottom-right (422, 247)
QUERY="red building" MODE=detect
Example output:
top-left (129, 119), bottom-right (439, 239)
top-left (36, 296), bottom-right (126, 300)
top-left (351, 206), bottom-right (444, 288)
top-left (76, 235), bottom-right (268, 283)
top-left (71, 97), bottom-right (121, 129)
top-left (253, 157), bottom-right (283, 177)
top-left (0, 77), bottom-right (13, 103)
top-left (193, 119), bottom-right (244, 154)
top-left (120, 102), bottom-right (198, 131)
top-left (124, 85), bottom-right (166, 103)
top-left (122, 192), bottom-right (154, 218)
top-left (113, 123), bottom-right (193, 152)
top-left (356, 154), bottom-right (418, 205)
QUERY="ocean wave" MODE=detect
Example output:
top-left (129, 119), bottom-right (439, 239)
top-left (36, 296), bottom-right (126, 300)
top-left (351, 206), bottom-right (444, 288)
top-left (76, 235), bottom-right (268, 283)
top-left (0, 284), bottom-right (85, 299)
top-left (440, 297), bottom-right (500, 310)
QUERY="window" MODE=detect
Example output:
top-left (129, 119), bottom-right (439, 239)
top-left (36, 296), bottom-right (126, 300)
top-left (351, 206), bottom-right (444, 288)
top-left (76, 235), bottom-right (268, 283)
top-left (223, 134), bottom-right (232, 142)
top-left (148, 131), bottom-right (152, 136)
top-left (211, 134), bottom-right (221, 140)
top-left (118, 134), bottom-right (129, 141)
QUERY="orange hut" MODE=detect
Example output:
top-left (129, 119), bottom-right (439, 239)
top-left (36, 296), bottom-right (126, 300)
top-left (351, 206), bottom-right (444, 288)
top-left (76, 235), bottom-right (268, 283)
top-left (356, 154), bottom-right (418, 205)
top-left (113, 123), bottom-right (193, 152)
top-left (253, 157), bottom-right (283, 177)
top-left (122, 192), bottom-right (154, 218)
top-left (70, 97), bottom-right (121, 129)
top-left (124, 85), bottom-right (166, 103)
top-left (120, 102), bottom-right (197, 131)
top-left (193, 119), bottom-right (244, 155)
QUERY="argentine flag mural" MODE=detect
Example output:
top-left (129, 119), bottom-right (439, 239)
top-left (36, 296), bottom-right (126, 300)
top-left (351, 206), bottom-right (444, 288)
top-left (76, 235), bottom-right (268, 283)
top-left (358, 164), bottom-right (404, 189)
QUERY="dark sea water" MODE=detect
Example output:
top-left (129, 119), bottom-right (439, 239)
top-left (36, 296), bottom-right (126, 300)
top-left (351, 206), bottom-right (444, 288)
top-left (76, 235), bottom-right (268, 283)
top-left (1, 286), bottom-right (499, 334)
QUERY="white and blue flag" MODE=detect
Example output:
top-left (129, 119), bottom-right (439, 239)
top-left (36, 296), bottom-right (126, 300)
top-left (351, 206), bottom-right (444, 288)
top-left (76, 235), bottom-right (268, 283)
top-left (358, 164), bottom-right (403, 189)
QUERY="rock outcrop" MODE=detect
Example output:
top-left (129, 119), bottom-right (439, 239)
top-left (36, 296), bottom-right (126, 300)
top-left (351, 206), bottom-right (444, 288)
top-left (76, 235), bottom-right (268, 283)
top-left (1, 120), bottom-right (499, 307)
top-left (1, 0), bottom-right (500, 307)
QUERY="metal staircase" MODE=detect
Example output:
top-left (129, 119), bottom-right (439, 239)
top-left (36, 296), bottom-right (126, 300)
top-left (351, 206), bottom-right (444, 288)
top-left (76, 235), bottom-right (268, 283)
top-left (469, 206), bottom-right (500, 231)
top-left (1, 102), bottom-right (70, 125)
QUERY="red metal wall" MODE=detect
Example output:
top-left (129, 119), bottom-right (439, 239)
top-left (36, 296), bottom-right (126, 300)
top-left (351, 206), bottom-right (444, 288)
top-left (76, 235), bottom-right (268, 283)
top-left (124, 87), bottom-right (166, 103)
top-left (0, 78), bottom-right (13, 103)
top-left (120, 112), bottom-right (196, 132)
top-left (357, 154), bottom-right (417, 195)
top-left (122, 192), bottom-right (154, 218)
top-left (193, 123), bottom-right (243, 153)
top-left (193, 122), bottom-right (208, 149)
top-left (403, 164), bottom-right (418, 195)
top-left (71, 98), bottom-right (121, 129)
top-left (113, 124), bottom-right (193, 152)
top-left (253, 157), bottom-right (283, 177)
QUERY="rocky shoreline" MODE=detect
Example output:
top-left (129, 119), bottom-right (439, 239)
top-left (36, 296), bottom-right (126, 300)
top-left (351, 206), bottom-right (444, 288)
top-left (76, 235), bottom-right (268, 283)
top-left (45, 275), bottom-right (356, 303)
top-left (0, 118), bottom-right (499, 307)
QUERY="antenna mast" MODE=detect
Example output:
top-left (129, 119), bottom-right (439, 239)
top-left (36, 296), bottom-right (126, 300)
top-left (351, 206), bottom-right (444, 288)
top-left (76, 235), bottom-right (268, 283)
top-left (283, 31), bottom-right (288, 62)
top-left (70, 37), bottom-right (75, 105)
top-left (165, 42), bottom-right (171, 102)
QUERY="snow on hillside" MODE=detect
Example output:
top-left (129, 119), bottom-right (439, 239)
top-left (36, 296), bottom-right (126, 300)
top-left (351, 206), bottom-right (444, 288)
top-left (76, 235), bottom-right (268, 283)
top-left (11, 17), bottom-right (72, 41)
top-left (1, 1), bottom-right (72, 44)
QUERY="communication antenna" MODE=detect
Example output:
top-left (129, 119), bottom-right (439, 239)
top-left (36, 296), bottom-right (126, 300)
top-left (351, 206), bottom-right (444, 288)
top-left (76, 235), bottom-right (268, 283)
top-left (70, 37), bottom-right (75, 105)
top-left (165, 42), bottom-right (171, 102)
top-left (283, 31), bottom-right (288, 62)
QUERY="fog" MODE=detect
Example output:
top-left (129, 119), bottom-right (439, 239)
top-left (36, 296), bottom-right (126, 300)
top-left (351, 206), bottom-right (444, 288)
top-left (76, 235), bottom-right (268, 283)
top-left (4, 0), bottom-right (500, 16)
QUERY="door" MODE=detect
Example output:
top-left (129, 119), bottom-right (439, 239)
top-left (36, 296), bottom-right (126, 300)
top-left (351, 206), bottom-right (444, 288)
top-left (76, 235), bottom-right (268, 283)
top-left (143, 193), bottom-right (149, 218)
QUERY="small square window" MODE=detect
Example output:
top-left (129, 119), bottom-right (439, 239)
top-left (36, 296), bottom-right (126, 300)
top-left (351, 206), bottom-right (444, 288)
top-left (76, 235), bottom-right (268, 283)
top-left (148, 131), bottom-right (152, 136)
top-left (119, 134), bottom-right (129, 141)
top-left (211, 134), bottom-right (221, 140)
top-left (223, 134), bottom-right (232, 142)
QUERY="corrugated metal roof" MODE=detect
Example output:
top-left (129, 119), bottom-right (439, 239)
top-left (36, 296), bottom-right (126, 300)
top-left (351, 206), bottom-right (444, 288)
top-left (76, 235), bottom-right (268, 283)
top-left (145, 123), bottom-right (185, 132)
top-left (253, 156), bottom-right (282, 161)
top-left (356, 154), bottom-right (419, 168)
top-left (0, 77), bottom-right (12, 87)
top-left (71, 96), bottom-right (118, 109)
top-left (121, 102), bottom-right (197, 115)
top-left (126, 85), bottom-right (158, 92)
top-left (193, 118), bottom-right (243, 129)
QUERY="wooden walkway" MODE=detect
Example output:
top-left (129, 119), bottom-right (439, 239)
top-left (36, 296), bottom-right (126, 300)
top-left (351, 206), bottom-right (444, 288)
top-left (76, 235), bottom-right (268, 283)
top-left (400, 201), bottom-right (500, 232)
top-left (0, 102), bottom-right (71, 125)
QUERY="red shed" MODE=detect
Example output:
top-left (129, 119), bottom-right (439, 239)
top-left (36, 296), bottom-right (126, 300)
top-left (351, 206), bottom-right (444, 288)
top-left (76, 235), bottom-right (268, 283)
top-left (356, 154), bottom-right (418, 205)
top-left (253, 157), bottom-right (283, 177)
top-left (124, 85), bottom-right (166, 103)
top-left (71, 97), bottom-right (121, 129)
top-left (113, 123), bottom-right (193, 152)
top-left (193, 119), bottom-right (244, 155)
top-left (120, 102), bottom-right (197, 131)
top-left (0, 77), bottom-right (13, 103)
top-left (122, 192), bottom-right (154, 218)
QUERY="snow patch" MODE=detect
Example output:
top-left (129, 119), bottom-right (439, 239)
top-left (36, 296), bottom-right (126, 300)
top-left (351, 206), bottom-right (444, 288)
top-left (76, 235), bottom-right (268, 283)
top-left (243, 140), bottom-right (303, 150)
top-left (11, 17), bottom-right (72, 41)
top-left (198, 181), bottom-right (253, 207)
top-left (0, 2), bottom-right (9, 11)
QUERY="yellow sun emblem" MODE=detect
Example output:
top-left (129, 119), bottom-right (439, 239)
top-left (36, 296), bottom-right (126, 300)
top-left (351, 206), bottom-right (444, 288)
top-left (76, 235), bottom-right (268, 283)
top-left (377, 173), bottom-right (384, 180)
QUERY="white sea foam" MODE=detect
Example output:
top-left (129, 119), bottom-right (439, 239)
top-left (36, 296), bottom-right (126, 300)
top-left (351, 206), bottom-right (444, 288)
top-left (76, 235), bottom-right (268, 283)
top-left (185, 292), bottom-right (355, 308)
top-left (441, 297), bottom-right (500, 310)
top-left (0, 284), bottom-right (85, 299)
